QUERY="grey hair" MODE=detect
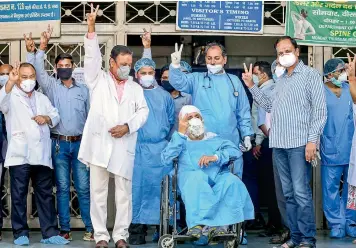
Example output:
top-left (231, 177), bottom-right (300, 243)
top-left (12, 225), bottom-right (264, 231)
top-left (205, 42), bottom-right (227, 57)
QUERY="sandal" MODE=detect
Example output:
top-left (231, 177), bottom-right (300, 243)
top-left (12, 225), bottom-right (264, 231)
top-left (273, 240), bottom-right (298, 248)
top-left (187, 225), bottom-right (203, 238)
top-left (298, 242), bottom-right (315, 248)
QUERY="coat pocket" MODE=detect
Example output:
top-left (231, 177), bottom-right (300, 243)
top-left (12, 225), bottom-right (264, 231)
top-left (9, 131), bottom-right (28, 158)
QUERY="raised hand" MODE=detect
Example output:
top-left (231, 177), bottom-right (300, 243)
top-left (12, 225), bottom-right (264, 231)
top-left (171, 43), bottom-right (183, 66)
top-left (141, 27), bottom-right (151, 49)
top-left (9, 62), bottom-right (20, 83)
top-left (178, 113), bottom-right (189, 135)
top-left (346, 53), bottom-right (356, 80)
top-left (87, 3), bottom-right (99, 32)
top-left (23, 32), bottom-right (35, 53)
top-left (242, 63), bottom-right (254, 88)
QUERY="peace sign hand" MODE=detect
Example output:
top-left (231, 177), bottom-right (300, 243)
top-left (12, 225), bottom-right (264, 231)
top-left (9, 62), bottom-right (20, 85)
top-left (141, 27), bottom-right (152, 49)
top-left (242, 63), bottom-right (254, 88)
top-left (171, 43), bottom-right (183, 66)
top-left (23, 32), bottom-right (35, 53)
top-left (86, 3), bottom-right (99, 30)
top-left (346, 53), bottom-right (356, 81)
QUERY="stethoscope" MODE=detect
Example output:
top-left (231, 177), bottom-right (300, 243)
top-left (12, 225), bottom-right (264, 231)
top-left (203, 72), bottom-right (239, 97)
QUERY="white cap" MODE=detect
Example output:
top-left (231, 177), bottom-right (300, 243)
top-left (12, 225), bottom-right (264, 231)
top-left (179, 105), bottom-right (201, 119)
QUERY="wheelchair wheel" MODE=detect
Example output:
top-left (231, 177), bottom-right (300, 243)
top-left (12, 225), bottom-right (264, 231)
top-left (224, 223), bottom-right (242, 248)
top-left (158, 234), bottom-right (177, 248)
top-left (159, 175), bottom-right (170, 237)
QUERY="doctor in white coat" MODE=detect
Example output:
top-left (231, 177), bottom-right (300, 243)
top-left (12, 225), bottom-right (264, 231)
top-left (0, 62), bottom-right (69, 246)
top-left (78, 5), bottom-right (149, 248)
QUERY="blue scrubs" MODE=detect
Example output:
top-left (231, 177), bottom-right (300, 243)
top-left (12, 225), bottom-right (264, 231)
top-left (161, 132), bottom-right (254, 228)
top-left (132, 86), bottom-right (175, 225)
top-left (169, 66), bottom-right (254, 177)
top-left (321, 82), bottom-right (356, 236)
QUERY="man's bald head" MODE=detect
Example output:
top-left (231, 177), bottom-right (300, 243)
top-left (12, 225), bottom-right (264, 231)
top-left (0, 64), bottom-right (13, 76)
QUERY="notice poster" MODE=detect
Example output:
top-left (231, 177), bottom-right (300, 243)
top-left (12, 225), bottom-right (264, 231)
top-left (286, 1), bottom-right (356, 47)
top-left (0, 1), bottom-right (61, 40)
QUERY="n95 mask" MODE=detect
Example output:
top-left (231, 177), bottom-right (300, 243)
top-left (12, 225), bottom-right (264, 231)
top-left (187, 118), bottom-right (205, 138)
top-left (20, 79), bottom-right (36, 93)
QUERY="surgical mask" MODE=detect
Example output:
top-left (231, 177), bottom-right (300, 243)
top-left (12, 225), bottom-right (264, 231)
top-left (20, 79), bottom-right (36, 93)
top-left (330, 77), bottom-right (342, 87)
top-left (279, 53), bottom-right (297, 68)
top-left (187, 118), bottom-right (205, 138)
top-left (161, 80), bottom-right (175, 93)
top-left (207, 64), bottom-right (223, 74)
top-left (0, 75), bottom-right (9, 86)
top-left (252, 75), bottom-right (260, 85)
top-left (338, 71), bottom-right (348, 82)
top-left (275, 66), bottom-right (286, 78)
top-left (56, 68), bottom-right (72, 80)
top-left (139, 75), bottom-right (154, 88)
top-left (117, 65), bottom-right (130, 80)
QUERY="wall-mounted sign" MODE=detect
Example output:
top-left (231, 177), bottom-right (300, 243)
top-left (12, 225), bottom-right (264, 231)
top-left (0, 1), bottom-right (61, 40)
top-left (286, 1), bottom-right (356, 47)
top-left (176, 1), bottom-right (264, 34)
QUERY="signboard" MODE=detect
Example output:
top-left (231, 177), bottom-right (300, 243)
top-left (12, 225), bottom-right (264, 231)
top-left (286, 1), bottom-right (356, 47)
top-left (176, 1), bottom-right (264, 34)
top-left (0, 1), bottom-right (61, 40)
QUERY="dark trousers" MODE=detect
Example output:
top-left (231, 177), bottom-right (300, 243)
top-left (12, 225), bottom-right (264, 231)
top-left (9, 164), bottom-right (58, 239)
top-left (0, 163), bottom-right (6, 231)
top-left (259, 139), bottom-right (282, 229)
top-left (242, 149), bottom-right (260, 213)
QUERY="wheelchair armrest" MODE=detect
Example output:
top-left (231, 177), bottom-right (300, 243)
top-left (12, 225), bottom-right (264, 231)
top-left (228, 157), bottom-right (237, 173)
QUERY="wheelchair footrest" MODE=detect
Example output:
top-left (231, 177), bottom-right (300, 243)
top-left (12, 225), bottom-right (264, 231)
top-left (210, 233), bottom-right (238, 242)
top-left (173, 235), bottom-right (198, 242)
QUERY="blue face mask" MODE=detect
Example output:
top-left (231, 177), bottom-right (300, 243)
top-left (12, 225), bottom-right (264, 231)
top-left (272, 74), bottom-right (278, 82)
top-left (330, 77), bottom-right (342, 87)
top-left (252, 75), bottom-right (260, 85)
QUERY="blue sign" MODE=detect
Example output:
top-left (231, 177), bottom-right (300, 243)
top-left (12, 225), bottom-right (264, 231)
top-left (177, 1), bottom-right (264, 33)
top-left (0, 1), bottom-right (60, 22)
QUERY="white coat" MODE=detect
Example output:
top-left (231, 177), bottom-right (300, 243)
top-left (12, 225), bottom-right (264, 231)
top-left (0, 86), bottom-right (60, 168)
top-left (348, 104), bottom-right (356, 186)
top-left (78, 34), bottom-right (149, 180)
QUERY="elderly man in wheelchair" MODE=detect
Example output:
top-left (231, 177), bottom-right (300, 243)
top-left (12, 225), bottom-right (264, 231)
top-left (160, 105), bottom-right (254, 246)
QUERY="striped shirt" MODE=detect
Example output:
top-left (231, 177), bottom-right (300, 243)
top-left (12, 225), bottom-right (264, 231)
top-left (249, 61), bottom-right (327, 149)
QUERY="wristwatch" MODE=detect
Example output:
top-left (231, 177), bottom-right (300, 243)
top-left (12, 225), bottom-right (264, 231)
top-left (124, 123), bottom-right (130, 134)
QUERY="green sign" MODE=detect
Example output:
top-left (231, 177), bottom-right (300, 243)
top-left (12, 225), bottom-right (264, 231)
top-left (285, 1), bottom-right (356, 47)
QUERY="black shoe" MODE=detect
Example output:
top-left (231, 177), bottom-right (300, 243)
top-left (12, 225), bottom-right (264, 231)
top-left (128, 234), bottom-right (146, 245)
top-left (269, 229), bottom-right (290, 244)
top-left (259, 226), bottom-right (279, 237)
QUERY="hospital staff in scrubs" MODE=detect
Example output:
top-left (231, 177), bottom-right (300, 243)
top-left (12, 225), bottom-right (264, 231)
top-left (161, 105), bottom-right (254, 244)
top-left (169, 43), bottom-right (254, 177)
top-left (321, 58), bottom-right (356, 238)
top-left (160, 62), bottom-right (192, 139)
top-left (128, 58), bottom-right (175, 245)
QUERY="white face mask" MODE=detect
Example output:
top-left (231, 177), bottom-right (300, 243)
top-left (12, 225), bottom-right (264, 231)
top-left (338, 71), bottom-right (348, 82)
top-left (187, 118), bottom-right (205, 138)
top-left (275, 66), bottom-right (286, 78)
top-left (279, 53), bottom-right (297, 68)
top-left (20, 79), bottom-right (36, 93)
top-left (252, 75), bottom-right (260, 85)
top-left (139, 75), bottom-right (155, 88)
top-left (207, 64), bottom-right (223, 74)
top-left (0, 75), bottom-right (9, 86)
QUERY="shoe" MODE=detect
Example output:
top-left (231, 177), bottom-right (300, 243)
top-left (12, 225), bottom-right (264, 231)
top-left (187, 225), bottom-right (203, 239)
top-left (269, 228), bottom-right (290, 244)
top-left (273, 239), bottom-right (298, 248)
top-left (298, 241), bottom-right (315, 248)
top-left (116, 239), bottom-right (130, 248)
top-left (128, 234), bottom-right (146, 245)
top-left (59, 230), bottom-right (73, 241)
top-left (40, 235), bottom-right (70, 245)
top-left (152, 230), bottom-right (159, 242)
top-left (330, 228), bottom-right (345, 238)
top-left (347, 223), bottom-right (356, 237)
top-left (96, 240), bottom-right (109, 248)
top-left (83, 231), bottom-right (95, 241)
top-left (14, 236), bottom-right (30, 246)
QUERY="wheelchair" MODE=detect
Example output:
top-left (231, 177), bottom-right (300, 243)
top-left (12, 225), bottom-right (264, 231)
top-left (158, 157), bottom-right (244, 248)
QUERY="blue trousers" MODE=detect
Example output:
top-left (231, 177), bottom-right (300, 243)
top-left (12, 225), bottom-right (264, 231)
top-left (9, 164), bottom-right (58, 239)
top-left (52, 140), bottom-right (92, 232)
top-left (273, 146), bottom-right (316, 245)
top-left (321, 164), bottom-right (356, 230)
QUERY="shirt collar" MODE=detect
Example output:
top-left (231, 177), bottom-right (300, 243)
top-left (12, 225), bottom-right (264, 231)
top-left (259, 79), bottom-right (274, 89)
top-left (60, 78), bottom-right (78, 88)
